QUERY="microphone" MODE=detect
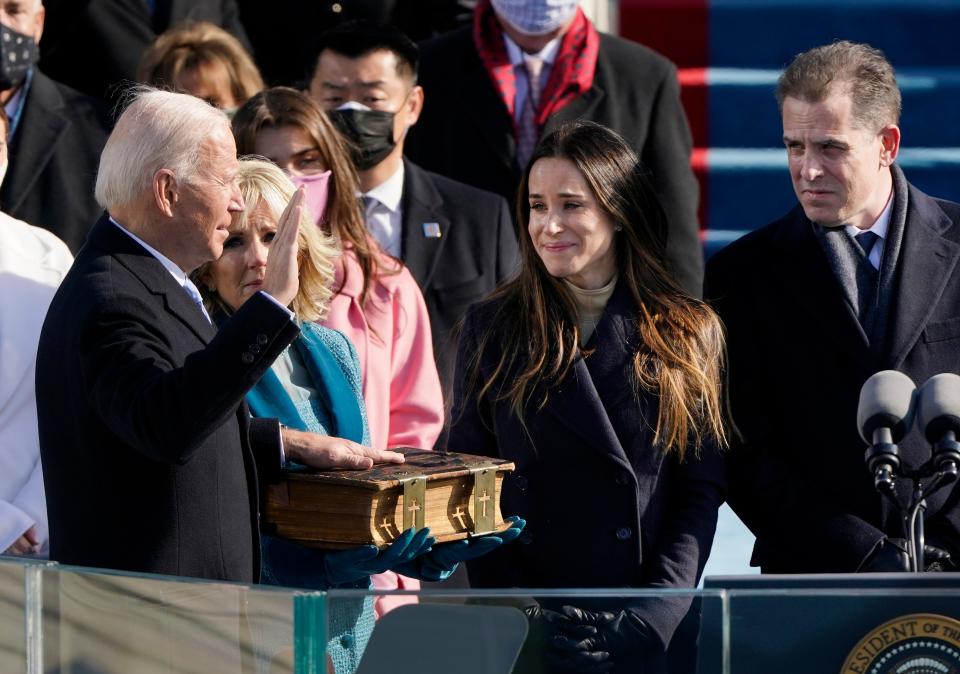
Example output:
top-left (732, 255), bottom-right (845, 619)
top-left (917, 373), bottom-right (960, 481)
top-left (857, 371), bottom-right (917, 493)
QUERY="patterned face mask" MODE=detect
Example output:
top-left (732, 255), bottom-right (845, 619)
top-left (0, 23), bottom-right (38, 91)
top-left (490, 0), bottom-right (581, 36)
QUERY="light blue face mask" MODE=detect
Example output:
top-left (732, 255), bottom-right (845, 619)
top-left (491, 0), bottom-right (580, 37)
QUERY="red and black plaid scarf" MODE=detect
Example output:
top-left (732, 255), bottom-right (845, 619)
top-left (473, 0), bottom-right (599, 133)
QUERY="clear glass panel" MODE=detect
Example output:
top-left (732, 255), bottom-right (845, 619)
top-left (38, 564), bottom-right (319, 674)
top-left (326, 587), bottom-right (727, 674)
top-left (0, 558), bottom-right (31, 674)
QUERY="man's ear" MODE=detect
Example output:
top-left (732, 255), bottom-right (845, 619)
top-left (405, 85), bottom-right (424, 127)
top-left (153, 169), bottom-right (178, 217)
top-left (34, 5), bottom-right (45, 44)
top-left (878, 124), bottom-right (901, 167)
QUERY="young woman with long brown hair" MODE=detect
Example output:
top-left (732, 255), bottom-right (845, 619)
top-left (447, 121), bottom-right (727, 673)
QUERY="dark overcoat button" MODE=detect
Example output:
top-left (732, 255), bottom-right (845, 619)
top-left (615, 473), bottom-right (630, 486)
top-left (616, 527), bottom-right (632, 541)
top-left (241, 352), bottom-right (255, 364)
top-left (514, 475), bottom-right (528, 491)
top-left (257, 334), bottom-right (269, 345)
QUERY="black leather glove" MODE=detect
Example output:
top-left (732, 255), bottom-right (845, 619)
top-left (522, 605), bottom-right (610, 672)
top-left (545, 606), bottom-right (658, 672)
top-left (923, 538), bottom-right (956, 572)
top-left (857, 537), bottom-right (954, 572)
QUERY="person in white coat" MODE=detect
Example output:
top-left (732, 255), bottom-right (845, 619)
top-left (0, 106), bottom-right (73, 558)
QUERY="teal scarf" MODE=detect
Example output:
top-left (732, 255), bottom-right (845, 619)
top-left (246, 326), bottom-right (365, 444)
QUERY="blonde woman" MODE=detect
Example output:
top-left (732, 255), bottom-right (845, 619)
top-left (194, 158), bottom-right (521, 673)
top-left (139, 21), bottom-right (264, 113)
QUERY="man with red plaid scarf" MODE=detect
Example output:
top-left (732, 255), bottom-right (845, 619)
top-left (406, 0), bottom-right (703, 298)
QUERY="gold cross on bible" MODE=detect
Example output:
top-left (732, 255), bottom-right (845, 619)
top-left (477, 490), bottom-right (491, 517)
top-left (407, 498), bottom-right (421, 520)
top-left (452, 505), bottom-right (467, 530)
top-left (380, 518), bottom-right (396, 538)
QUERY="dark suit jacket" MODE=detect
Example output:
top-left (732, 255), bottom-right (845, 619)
top-left (39, 0), bottom-right (249, 102)
top-left (1, 71), bottom-right (111, 253)
top-left (399, 159), bottom-right (518, 388)
top-left (446, 283), bottom-right (724, 659)
top-left (36, 216), bottom-right (299, 581)
top-left (706, 175), bottom-right (960, 573)
top-left (406, 27), bottom-right (703, 297)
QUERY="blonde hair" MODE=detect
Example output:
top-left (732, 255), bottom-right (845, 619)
top-left (195, 158), bottom-right (339, 322)
top-left (138, 21), bottom-right (264, 108)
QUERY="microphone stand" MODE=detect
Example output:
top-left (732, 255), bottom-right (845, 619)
top-left (868, 430), bottom-right (960, 572)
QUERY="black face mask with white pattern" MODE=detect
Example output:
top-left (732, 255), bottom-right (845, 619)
top-left (0, 23), bottom-right (38, 91)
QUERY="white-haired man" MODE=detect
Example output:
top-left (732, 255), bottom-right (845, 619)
top-left (35, 89), bottom-right (403, 581)
top-left (0, 0), bottom-right (110, 252)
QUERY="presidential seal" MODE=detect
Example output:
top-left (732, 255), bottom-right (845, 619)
top-left (841, 613), bottom-right (960, 674)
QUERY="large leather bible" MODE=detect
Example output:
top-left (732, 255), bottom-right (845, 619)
top-left (264, 448), bottom-right (515, 549)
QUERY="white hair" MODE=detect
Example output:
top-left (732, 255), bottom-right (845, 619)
top-left (95, 88), bottom-right (230, 211)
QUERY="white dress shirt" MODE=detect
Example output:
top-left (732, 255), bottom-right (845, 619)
top-left (362, 162), bottom-right (405, 257)
top-left (845, 191), bottom-right (893, 271)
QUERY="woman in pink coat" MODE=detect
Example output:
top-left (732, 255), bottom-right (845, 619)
top-left (233, 87), bottom-right (443, 613)
top-left (233, 87), bottom-right (443, 453)
top-left (327, 246), bottom-right (443, 452)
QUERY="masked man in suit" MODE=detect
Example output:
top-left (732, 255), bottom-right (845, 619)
top-left (36, 89), bottom-right (402, 580)
top-left (405, 0), bottom-right (702, 297)
top-left (0, 0), bottom-right (111, 252)
top-left (307, 21), bottom-right (519, 389)
top-left (707, 41), bottom-right (960, 573)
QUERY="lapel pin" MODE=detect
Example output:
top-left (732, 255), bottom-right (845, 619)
top-left (421, 222), bottom-right (442, 238)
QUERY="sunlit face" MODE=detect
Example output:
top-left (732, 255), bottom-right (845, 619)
top-left (205, 199), bottom-right (277, 311)
top-left (527, 157), bottom-right (618, 290)
top-left (0, 0), bottom-right (44, 42)
top-left (168, 125), bottom-right (244, 273)
top-left (254, 125), bottom-right (328, 177)
top-left (177, 63), bottom-right (241, 111)
top-left (309, 48), bottom-right (421, 150)
top-left (782, 88), bottom-right (899, 229)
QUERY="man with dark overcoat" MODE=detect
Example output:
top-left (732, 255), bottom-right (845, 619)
top-left (36, 89), bottom-right (401, 580)
top-left (0, 0), bottom-right (111, 252)
top-left (707, 41), bottom-right (960, 573)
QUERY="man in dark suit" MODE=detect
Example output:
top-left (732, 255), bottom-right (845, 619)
top-left (706, 41), bottom-right (960, 573)
top-left (307, 22), bottom-right (519, 387)
top-left (0, 0), bottom-right (111, 252)
top-left (404, 0), bottom-right (703, 297)
top-left (39, 0), bottom-right (249, 103)
top-left (36, 89), bottom-right (401, 580)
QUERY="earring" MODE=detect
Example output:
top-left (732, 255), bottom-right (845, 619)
top-left (615, 225), bottom-right (623, 232)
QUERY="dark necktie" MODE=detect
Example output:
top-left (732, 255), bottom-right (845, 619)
top-left (855, 230), bottom-right (880, 259)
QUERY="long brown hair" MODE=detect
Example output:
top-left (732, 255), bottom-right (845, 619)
top-left (231, 87), bottom-right (385, 306)
top-left (468, 121), bottom-right (726, 458)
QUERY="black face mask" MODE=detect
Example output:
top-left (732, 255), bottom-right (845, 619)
top-left (0, 23), bottom-right (38, 91)
top-left (327, 108), bottom-right (396, 171)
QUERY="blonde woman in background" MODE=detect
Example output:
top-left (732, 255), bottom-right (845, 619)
top-left (139, 20), bottom-right (264, 114)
